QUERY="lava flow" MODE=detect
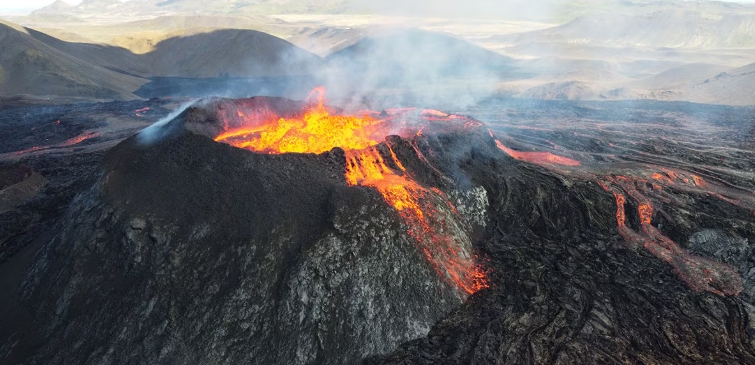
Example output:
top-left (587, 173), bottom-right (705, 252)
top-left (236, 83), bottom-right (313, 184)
top-left (135, 107), bottom-right (150, 117)
top-left (488, 127), bottom-right (744, 296)
top-left (214, 87), bottom-right (488, 295)
top-left (2, 131), bottom-right (101, 159)
top-left (599, 175), bottom-right (743, 296)
top-left (494, 139), bottom-right (581, 167)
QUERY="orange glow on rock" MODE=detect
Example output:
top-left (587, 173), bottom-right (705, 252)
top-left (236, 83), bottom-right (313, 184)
top-left (135, 107), bottom-right (150, 117)
top-left (692, 175), bottom-right (706, 187)
top-left (213, 88), bottom-right (487, 295)
top-left (614, 191), bottom-right (627, 227)
top-left (599, 176), bottom-right (742, 296)
top-left (495, 140), bottom-right (581, 167)
top-left (215, 87), bottom-right (386, 155)
top-left (6, 132), bottom-right (99, 157)
top-left (638, 203), bottom-right (653, 225)
top-left (58, 132), bottom-right (100, 147)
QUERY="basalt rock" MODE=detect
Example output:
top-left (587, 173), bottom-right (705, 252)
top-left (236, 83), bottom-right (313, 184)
top-left (17, 97), bottom-right (489, 365)
top-left (368, 165), bottom-right (755, 364)
top-left (13, 96), bottom-right (755, 365)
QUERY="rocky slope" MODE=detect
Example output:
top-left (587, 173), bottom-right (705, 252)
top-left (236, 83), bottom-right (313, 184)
top-left (0, 18), bottom-right (325, 100)
top-left (683, 61), bottom-right (755, 105)
top-left (5, 95), bottom-right (755, 364)
top-left (13, 97), bottom-right (489, 364)
top-left (0, 20), bottom-right (147, 100)
top-left (370, 162), bottom-right (755, 364)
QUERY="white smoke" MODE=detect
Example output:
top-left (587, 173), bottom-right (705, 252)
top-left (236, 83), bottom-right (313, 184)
top-left (136, 100), bottom-right (197, 145)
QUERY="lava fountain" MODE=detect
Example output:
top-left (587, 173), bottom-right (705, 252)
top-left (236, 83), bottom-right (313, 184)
top-left (213, 87), bottom-right (488, 295)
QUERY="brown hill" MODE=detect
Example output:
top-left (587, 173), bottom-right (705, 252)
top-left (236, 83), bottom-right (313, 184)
top-left (19, 14), bottom-right (293, 54)
top-left (0, 19), bottom-right (325, 100)
top-left (24, 26), bottom-right (325, 78)
top-left (628, 63), bottom-right (731, 90)
top-left (141, 29), bottom-right (324, 78)
top-left (601, 62), bottom-right (755, 105)
top-left (684, 62), bottom-right (755, 105)
top-left (517, 80), bottom-right (600, 101)
top-left (494, 10), bottom-right (755, 49)
top-left (0, 20), bottom-right (146, 100)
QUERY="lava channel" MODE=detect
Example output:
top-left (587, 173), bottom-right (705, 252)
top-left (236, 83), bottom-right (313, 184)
top-left (2, 131), bottom-right (101, 159)
top-left (489, 125), bottom-right (742, 296)
top-left (213, 87), bottom-right (489, 295)
top-left (494, 139), bottom-right (581, 167)
top-left (599, 176), bottom-right (742, 296)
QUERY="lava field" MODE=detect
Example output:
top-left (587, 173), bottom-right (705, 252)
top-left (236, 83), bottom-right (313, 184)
top-left (1, 92), bottom-right (755, 364)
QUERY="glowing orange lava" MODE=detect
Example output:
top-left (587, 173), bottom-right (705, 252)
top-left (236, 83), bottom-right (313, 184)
top-left (600, 176), bottom-right (742, 296)
top-left (495, 140), bottom-right (581, 167)
top-left (58, 132), bottom-right (100, 147)
top-left (2, 131), bottom-right (100, 159)
top-left (213, 87), bottom-right (487, 295)
top-left (215, 87), bottom-right (387, 154)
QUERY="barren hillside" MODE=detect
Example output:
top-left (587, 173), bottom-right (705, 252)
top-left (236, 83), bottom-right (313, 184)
top-left (0, 20), bottom-right (146, 100)
top-left (494, 10), bottom-right (755, 49)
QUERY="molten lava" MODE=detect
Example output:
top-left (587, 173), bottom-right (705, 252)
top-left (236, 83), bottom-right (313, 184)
top-left (489, 126), bottom-right (743, 296)
top-left (58, 132), bottom-right (100, 147)
top-left (135, 107), bottom-right (150, 117)
top-left (599, 176), bottom-right (742, 296)
top-left (215, 87), bottom-right (387, 154)
top-left (494, 140), bottom-right (581, 167)
top-left (213, 87), bottom-right (488, 295)
top-left (3, 131), bottom-right (100, 159)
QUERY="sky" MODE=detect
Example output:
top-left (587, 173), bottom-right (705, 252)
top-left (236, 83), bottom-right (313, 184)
top-left (1, 0), bottom-right (754, 15)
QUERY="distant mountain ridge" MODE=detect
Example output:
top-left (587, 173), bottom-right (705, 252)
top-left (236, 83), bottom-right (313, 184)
top-left (33, 0), bottom-right (354, 17)
top-left (683, 61), bottom-right (755, 105)
top-left (0, 19), bottom-right (146, 100)
top-left (0, 18), bottom-right (325, 99)
top-left (321, 29), bottom-right (524, 107)
top-left (33, 0), bottom-right (755, 20)
top-left (507, 60), bottom-right (755, 106)
top-left (493, 9), bottom-right (755, 49)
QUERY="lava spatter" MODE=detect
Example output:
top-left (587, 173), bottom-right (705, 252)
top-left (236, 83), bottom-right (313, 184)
top-left (213, 87), bottom-right (488, 295)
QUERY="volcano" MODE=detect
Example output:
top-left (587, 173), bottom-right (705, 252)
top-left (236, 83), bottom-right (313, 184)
top-left (11, 90), bottom-right (755, 364)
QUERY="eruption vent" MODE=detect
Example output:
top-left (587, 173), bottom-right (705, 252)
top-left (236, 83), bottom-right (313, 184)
top-left (213, 87), bottom-right (488, 295)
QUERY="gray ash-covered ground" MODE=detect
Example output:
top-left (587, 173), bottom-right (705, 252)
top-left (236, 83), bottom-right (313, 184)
top-left (1, 96), bottom-right (755, 364)
top-left (0, 99), bottom-right (175, 262)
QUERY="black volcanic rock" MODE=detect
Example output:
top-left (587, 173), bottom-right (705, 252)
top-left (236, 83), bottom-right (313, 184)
top-left (9, 96), bottom-right (755, 365)
top-left (15, 97), bottom-right (490, 364)
top-left (368, 167), bottom-right (755, 364)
